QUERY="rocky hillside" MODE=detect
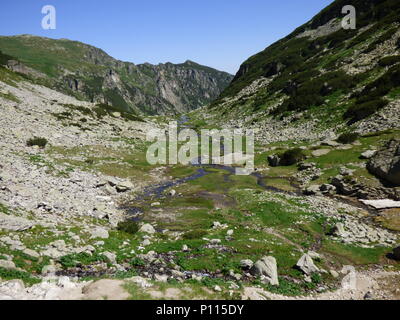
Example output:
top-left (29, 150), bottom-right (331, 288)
top-left (0, 35), bottom-right (233, 115)
top-left (209, 0), bottom-right (400, 135)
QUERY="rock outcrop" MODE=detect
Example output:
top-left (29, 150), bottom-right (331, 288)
top-left (368, 139), bottom-right (400, 186)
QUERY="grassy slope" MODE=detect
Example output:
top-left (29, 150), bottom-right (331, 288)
top-left (211, 0), bottom-right (400, 124)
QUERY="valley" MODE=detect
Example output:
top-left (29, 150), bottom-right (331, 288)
top-left (0, 0), bottom-right (400, 301)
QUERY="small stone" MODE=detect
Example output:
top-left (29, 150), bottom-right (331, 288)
top-left (90, 227), bottom-right (109, 239)
top-left (0, 260), bottom-right (16, 270)
top-left (22, 248), bottom-right (40, 258)
top-left (210, 239), bottom-right (221, 245)
top-left (103, 251), bottom-right (117, 264)
top-left (312, 149), bottom-right (331, 157)
top-left (330, 270), bottom-right (339, 278)
top-left (240, 259), bottom-right (254, 269)
top-left (142, 239), bottom-right (151, 246)
top-left (360, 150), bottom-right (377, 160)
top-left (139, 224), bottom-right (156, 234)
top-left (227, 229), bottom-right (234, 236)
top-left (214, 285), bottom-right (222, 292)
top-left (41, 264), bottom-right (57, 275)
top-left (154, 274), bottom-right (168, 283)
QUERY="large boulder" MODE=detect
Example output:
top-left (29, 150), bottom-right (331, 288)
top-left (249, 256), bottom-right (279, 286)
top-left (296, 253), bottom-right (319, 275)
top-left (367, 139), bottom-right (400, 186)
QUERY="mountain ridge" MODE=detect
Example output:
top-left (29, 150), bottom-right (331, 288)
top-left (0, 34), bottom-right (233, 115)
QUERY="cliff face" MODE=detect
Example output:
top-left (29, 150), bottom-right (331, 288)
top-left (0, 35), bottom-right (233, 115)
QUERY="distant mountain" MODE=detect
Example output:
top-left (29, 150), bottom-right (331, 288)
top-left (0, 35), bottom-right (233, 115)
top-left (210, 0), bottom-right (400, 131)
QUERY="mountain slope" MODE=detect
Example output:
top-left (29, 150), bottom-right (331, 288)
top-left (209, 0), bottom-right (400, 136)
top-left (0, 35), bottom-right (233, 115)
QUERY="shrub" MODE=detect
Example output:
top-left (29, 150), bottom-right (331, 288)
top-left (378, 55), bottom-right (400, 67)
top-left (344, 99), bottom-right (388, 122)
top-left (26, 137), bottom-right (48, 148)
top-left (279, 148), bottom-right (306, 166)
top-left (182, 229), bottom-right (207, 240)
top-left (60, 252), bottom-right (108, 269)
top-left (117, 220), bottom-right (139, 235)
top-left (0, 267), bottom-right (40, 286)
top-left (337, 132), bottom-right (360, 144)
top-left (130, 257), bottom-right (146, 267)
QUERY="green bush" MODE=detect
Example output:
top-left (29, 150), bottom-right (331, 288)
top-left (26, 137), bottom-right (48, 148)
top-left (344, 99), bottom-right (388, 122)
top-left (378, 55), bottom-right (400, 67)
top-left (337, 132), bottom-right (360, 144)
top-left (0, 50), bottom-right (13, 66)
top-left (130, 257), bottom-right (146, 267)
top-left (182, 229), bottom-right (207, 240)
top-left (0, 267), bottom-right (40, 286)
top-left (60, 252), bottom-right (108, 269)
top-left (279, 148), bottom-right (306, 166)
top-left (117, 220), bottom-right (139, 235)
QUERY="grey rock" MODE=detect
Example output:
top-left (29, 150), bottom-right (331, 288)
top-left (41, 264), bottom-right (58, 275)
top-left (22, 249), bottom-right (40, 258)
top-left (154, 274), bottom-right (168, 283)
top-left (330, 270), bottom-right (339, 278)
top-left (321, 140), bottom-right (340, 147)
top-left (116, 180), bottom-right (134, 193)
top-left (139, 223), bottom-right (156, 234)
top-left (141, 239), bottom-right (151, 246)
top-left (296, 254), bottom-right (319, 275)
top-left (0, 260), bottom-right (16, 270)
top-left (340, 167), bottom-right (355, 176)
top-left (240, 259), bottom-right (254, 269)
top-left (360, 199), bottom-right (400, 210)
top-left (250, 256), bottom-right (279, 286)
top-left (304, 185), bottom-right (322, 196)
top-left (367, 139), bottom-right (400, 186)
top-left (360, 150), bottom-right (377, 160)
top-left (320, 184), bottom-right (336, 194)
top-left (103, 251), bottom-right (117, 264)
top-left (298, 162), bottom-right (315, 171)
top-left (312, 149), bottom-right (331, 157)
top-left (0, 213), bottom-right (34, 231)
top-left (90, 227), bottom-right (109, 239)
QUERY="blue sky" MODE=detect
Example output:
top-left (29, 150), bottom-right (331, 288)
top-left (0, 0), bottom-right (333, 74)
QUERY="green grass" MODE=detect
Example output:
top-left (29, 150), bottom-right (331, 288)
top-left (0, 267), bottom-right (41, 286)
top-left (322, 241), bottom-right (391, 265)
